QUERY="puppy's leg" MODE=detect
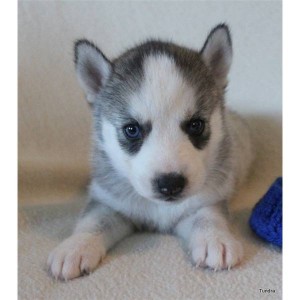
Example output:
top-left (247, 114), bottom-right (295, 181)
top-left (175, 203), bottom-right (243, 270)
top-left (47, 200), bottom-right (134, 280)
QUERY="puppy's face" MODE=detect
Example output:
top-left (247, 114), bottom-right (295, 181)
top-left (75, 25), bottom-right (232, 202)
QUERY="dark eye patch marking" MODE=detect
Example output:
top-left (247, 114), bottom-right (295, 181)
top-left (181, 115), bottom-right (210, 150)
top-left (117, 120), bottom-right (152, 155)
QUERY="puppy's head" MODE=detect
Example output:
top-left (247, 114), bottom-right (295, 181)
top-left (75, 24), bottom-right (232, 202)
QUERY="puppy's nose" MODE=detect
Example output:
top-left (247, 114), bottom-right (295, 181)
top-left (154, 173), bottom-right (186, 198)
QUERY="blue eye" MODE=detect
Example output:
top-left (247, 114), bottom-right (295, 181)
top-left (124, 124), bottom-right (141, 139)
top-left (188, 119), bottom-right (205, 135)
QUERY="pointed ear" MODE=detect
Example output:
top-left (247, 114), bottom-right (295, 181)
top-left (74, 40), bottom-right (112, 104)
top-left (200, 24), bottom-right (232, 88)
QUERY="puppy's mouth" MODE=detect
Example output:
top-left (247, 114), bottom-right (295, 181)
top-left (164, 196), bottom-right (179, 202)
top-left (155, 193), bottom-right (185, 203)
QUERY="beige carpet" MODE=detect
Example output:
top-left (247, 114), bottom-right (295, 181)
top-left (18, 197), bottom-right (281, 300)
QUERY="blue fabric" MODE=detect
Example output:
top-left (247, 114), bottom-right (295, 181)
top-left (249, 177), bottom-right (282, 247)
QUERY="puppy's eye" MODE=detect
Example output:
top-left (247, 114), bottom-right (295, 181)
top-left (123, 124), bottom-right (142, 139)
top-left (187, 119), bottom-right (205, 135)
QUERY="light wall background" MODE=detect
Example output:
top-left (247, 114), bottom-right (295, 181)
top-left (18, 1), bottom-right (282, 205)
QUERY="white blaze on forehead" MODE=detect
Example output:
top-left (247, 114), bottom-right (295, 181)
top-left (129, 54), bottom-right (196, 122)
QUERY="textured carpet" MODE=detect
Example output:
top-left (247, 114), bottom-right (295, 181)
top-left (19, 184), bottom-right (282, 299)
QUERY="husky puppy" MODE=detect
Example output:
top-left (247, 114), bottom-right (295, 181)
top-left (48, 24), bottom-right (253, 280)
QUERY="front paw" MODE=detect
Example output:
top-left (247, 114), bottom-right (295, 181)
top-left (47, 233), bottom-right (106, 280)
top-left (190, 231), bottom-right (243, 271)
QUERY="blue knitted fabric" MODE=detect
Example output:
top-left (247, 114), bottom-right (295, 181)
top-left (249, 177), bottom-right (282, 247)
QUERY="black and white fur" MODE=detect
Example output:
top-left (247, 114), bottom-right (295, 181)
top-left (48, 24), bottom-right (253, 280)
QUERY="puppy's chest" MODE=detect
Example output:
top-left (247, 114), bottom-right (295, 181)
top-left (113, 196), bottom-right (187, 232)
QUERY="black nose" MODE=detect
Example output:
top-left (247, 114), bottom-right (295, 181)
top-left (154, 173), bottom-right (186, 198)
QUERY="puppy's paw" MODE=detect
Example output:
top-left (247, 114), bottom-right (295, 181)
top-left (47, 233), bottom-right (106, 280)
top-left (190, 231), bottom-right (243, 271)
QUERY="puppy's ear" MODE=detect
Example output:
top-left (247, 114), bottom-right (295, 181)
top-left (74, 40), bottom-right (112, 104)
top-left (201, 24), bottom-right (232, 88)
